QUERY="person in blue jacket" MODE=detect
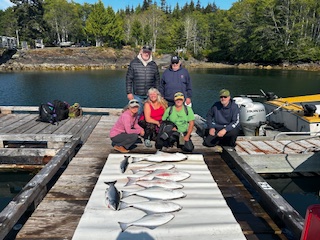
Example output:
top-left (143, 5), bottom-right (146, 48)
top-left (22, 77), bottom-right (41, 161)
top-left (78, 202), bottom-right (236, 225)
top-left (159, 56), bottom-right (192, 107)
top-left (203, 89), bottom-right (240, 148)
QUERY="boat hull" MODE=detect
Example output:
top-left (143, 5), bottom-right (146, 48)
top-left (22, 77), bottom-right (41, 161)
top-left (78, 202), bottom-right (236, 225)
top-left (264, 94), bottom-right (320, 135)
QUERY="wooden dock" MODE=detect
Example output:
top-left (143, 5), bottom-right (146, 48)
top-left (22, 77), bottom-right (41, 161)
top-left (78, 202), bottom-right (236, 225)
top-left (0, 107), bottom-right (290, 239)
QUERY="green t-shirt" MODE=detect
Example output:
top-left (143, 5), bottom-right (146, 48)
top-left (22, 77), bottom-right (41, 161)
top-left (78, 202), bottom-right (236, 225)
top-left (162, 106), bottom-right (195, 133)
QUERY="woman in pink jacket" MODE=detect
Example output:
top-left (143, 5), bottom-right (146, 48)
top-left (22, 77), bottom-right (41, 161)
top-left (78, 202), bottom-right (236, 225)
top-left (110, 99), bottom-right (145, 153)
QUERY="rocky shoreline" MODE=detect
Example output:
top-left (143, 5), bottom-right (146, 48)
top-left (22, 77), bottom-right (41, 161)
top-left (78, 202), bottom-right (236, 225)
top-left (1, 47), bottom-right (320, 71)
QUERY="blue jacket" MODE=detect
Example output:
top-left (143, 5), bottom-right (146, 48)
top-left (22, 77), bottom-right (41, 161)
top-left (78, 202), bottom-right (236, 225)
top-left (159, 66), bottom-right (192, 102)
top-left (206, 99), bottom-right (240, 132)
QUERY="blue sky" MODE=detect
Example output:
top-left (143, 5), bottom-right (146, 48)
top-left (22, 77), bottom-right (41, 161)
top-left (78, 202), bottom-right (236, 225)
top-left (0, 0), bottom-right (236, 11)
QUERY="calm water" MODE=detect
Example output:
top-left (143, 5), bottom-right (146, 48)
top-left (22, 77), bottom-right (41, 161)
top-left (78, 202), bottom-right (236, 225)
top-left (1, 67), bottom-right (320, 215)
top-left (1, 68), bottom-right (320, 117)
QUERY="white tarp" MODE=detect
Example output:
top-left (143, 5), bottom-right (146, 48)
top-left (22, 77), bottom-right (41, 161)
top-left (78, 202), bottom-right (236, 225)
top-left (72, 153), bottom-right (246, 240)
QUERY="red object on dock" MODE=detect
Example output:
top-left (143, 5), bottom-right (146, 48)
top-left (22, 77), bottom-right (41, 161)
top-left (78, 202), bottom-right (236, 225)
top-left (301, 204), bottom-right (320, 240)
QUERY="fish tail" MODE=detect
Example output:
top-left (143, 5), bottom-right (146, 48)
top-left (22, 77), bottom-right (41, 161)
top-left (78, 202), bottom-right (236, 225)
top-left (124, 177), bottom-right (136, 187)
top-left (131, 157), bottom-right (142, 163)
top-left (104, 180), bottom-right (117, 185)
top-left (119, 201), bottom-right (128, 210)
top-left (131, 169), bottom-right (138, 174)
top-left (121, 190), bottom-right (131, 198)
top-left (118, 222), bottom-right (129, 232)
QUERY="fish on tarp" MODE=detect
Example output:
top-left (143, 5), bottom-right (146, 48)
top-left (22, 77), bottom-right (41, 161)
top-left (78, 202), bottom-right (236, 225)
top-left (120, 200), bottom-right (182, 214)
top-left (118, 213), bottom-right (174, 232)
top-left (129, 169), bottom-right (191, 182)
top-left (125, 177), bottom-right (184, 189)
top-left (132, 151), bottom-right (187, 163)
top-left (131, 163), bottom-right (175, 173)
top-left (121, 186), bottom-right (186, 200)
top-left (120, 155), bottom-right (130, 173)
top-left (104, 181), bottom-right (121, 211)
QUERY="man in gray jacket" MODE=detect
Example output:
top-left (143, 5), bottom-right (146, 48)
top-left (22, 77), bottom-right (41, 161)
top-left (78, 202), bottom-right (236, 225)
top-left (126, 45), bottom-right (160, 113)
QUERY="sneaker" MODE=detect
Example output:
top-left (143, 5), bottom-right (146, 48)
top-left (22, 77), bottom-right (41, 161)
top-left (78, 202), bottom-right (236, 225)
top-left (114, 145), bottom-right (129, 153)
top-left (144, 139), bottom-right (152, 148)
top-left (212, 145), bottom-right (223, 153)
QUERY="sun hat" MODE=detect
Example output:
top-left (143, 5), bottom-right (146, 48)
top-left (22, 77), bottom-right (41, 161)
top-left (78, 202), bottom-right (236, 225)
top-left (129, 99), bottom-right (140, 108)
top-left (174, 92), bottom-right (184, 101)
top-left (219, 89), bottom-right (230, 97)
top-left (171, 56), bottom-right (180, 64)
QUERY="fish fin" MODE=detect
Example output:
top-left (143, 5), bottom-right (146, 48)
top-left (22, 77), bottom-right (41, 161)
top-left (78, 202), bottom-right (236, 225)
top-left (124, 177), bottom-right (137, 187)
top-left (118, 222), bottom-right (129, 232)
top-left (130, 169), bottom-right (138, 174)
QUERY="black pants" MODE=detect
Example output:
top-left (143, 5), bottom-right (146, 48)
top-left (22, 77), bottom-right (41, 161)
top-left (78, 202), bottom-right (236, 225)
top-left (204, 128), bottom-right (240, 147)
top-left (155, 131), bottom-right (194, 152)
top-left (138, 120), bottom-right (158, 141)
top-left (111, 133), bottom-right (139, 149)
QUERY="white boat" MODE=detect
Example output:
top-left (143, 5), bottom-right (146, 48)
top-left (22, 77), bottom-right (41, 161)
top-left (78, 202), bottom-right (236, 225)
top-left (235, 92), bottom-right (320, 136)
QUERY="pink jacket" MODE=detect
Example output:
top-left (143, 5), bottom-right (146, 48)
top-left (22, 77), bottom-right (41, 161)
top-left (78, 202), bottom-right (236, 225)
top-left (110, 110), bottom-right (143, 138)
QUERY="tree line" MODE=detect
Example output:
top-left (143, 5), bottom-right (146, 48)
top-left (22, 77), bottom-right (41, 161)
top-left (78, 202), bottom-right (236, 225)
top-left (0, 0), bottom-right (320, 63)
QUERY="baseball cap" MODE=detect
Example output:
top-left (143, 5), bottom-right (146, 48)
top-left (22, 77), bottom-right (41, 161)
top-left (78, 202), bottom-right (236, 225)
top-left (219, 89), bottom-right (230, 97)
top-left (129, 99), bottom-right (140, 107)
top-left (171, 56), bottom-right (180, 64)
top-left (174, 92), bottom-right (184, 101)
top-left (142, 45), bottom-right (152, 52)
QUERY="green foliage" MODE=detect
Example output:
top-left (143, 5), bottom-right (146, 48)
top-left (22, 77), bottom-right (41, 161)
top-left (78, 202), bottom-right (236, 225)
top-left (4, 0), bottom-right (320, 63)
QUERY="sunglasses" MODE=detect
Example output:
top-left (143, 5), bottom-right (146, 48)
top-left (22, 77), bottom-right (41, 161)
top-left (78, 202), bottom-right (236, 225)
top-left (220, 96), bottom-right (228, 98)
top-left (172, 61), bottom-right (179, 64)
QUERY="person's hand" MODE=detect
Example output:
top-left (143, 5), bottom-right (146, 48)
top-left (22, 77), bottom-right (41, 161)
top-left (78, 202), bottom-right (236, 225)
top-left (156, 121), bottom-right (161, 127)
top-left (217, 129), bottom-right (227, 137)
top-left (184, 135), bottom-right (189, 141)
top-left (209, 128), bottom-right (216, 136)
top-left (185, 98), bottom-right (191, 105)
top-left (140, 129), bottom-right (145, 136)
top-left (172, 127), bottom-right (177, 131)
top-left (127, 93), bottom-right (134, 100)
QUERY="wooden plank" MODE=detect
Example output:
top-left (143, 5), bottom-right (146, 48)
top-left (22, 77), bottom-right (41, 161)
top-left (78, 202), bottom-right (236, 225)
top-left (295, 139), bottom-right (318, 149)
top-left (0, 114), bottom-right (37, 133)
top-left (6, 115), bottom-right (39, 134)
top-left (22, 120), bottom-right (55, 134)
top-left (249, 141), bottom-right (280, 154)
top-left (306, 138), bottom-right (320, 147)
top-left (264, 140), bottom-right (297, 154)
top-left (236, 141), bottom-right (266, 155)
top-left (222, 147), bottom-right (304, 239)
top-left (0, 134), bottom-right (72, 142)
top-left (0, 114), bottom-right (29, 130)
top-left (0, 106), bottom-right (122, 117)
top-left (0, 138), bottom-right (80, 240)
top-left (0, 148), bottom-right (58, 157)
top-left (52, 117), bottom-right (84, 135)
top-left (37, 118), bottom-right (71, 134)
top-left (73, 115), bottom-right (101, 142)
top-left (279, 140), bottom-right (307, 152)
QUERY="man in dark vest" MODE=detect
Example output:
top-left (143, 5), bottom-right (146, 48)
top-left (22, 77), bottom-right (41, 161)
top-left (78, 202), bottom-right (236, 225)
top-left (126, 45), bottom-right (160, 114)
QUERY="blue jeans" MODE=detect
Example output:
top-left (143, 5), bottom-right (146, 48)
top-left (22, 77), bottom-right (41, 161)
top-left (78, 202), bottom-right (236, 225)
top-left (133, 95), bottom-right (147, 115)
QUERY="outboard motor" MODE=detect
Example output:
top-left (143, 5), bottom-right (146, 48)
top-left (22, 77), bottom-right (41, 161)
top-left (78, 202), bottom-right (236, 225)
top-left (303, 104), bottom-right (317, 116)
top-left (233, 97), bottom-right (253, 107)
top-left (239, 102), bottom-right (266, 136)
